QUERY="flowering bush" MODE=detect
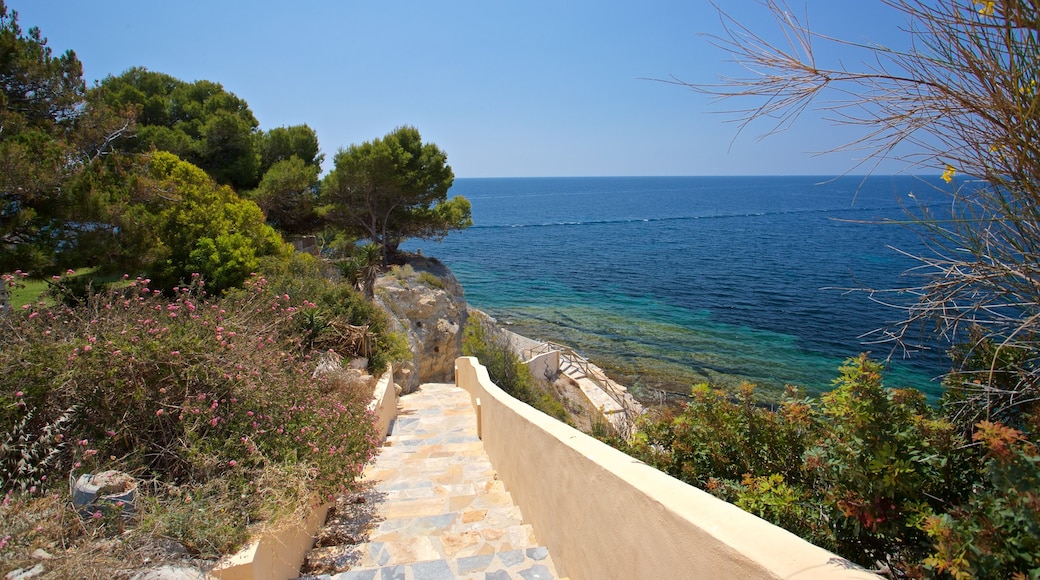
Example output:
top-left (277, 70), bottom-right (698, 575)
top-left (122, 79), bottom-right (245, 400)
top-left (921, 420), bottom-right (1040, 578)
top-left (624, 355), bottom-right (989, 574)
top-left (0, 270), bottom-right (385, 556)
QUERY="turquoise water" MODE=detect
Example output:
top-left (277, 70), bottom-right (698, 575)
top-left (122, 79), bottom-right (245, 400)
top-left (404, 176), bottom-right (949, 401)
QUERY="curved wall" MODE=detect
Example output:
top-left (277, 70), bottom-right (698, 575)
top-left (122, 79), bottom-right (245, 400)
top-left (455, 356), bottom-right (877, 580)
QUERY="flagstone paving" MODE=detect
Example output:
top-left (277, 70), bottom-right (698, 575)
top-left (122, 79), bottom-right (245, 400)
top-left (299, 383), bottom-right (563, 580)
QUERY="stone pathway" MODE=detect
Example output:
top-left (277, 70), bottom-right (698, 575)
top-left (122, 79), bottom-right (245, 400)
top-left (300, 383), bottom-right (563, 580)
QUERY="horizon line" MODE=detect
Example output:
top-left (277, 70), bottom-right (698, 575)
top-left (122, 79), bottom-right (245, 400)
top-left (453, 173), bottom-right (944, 179)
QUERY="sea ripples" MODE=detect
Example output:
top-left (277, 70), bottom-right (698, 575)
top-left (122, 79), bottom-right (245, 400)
top-left (405, 175), bottom-right (950, 400)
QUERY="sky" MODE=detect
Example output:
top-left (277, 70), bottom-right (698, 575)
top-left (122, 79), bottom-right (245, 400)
top-left (16, 1), bottom-right (921, 177)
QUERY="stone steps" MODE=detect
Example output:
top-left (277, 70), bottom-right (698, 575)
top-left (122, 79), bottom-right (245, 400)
top-left (299, 383), bottom-right (562, 580)
top-left (328, 546), bottom-right (558, 580)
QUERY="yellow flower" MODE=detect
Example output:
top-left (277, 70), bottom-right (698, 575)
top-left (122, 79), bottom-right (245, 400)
top-left (976, 0), bottom-right (996, 16)
top-left (941, 164), bottom-right (956, 184)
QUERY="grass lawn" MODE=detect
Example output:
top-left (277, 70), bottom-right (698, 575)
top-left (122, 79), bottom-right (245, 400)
top-left (8, 276), bottom-right (53, 309)
top-left (6, 268), bottom-right (127, 309)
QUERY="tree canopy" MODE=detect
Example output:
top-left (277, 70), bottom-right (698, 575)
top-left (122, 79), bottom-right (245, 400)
top-left (0, 1), bottom-right (132, 274)
top-left (1, 4), bottom-right (465, 292)
top-left (257, 123), bottom-right (323, 175)
top-left (246, 155), bottom-right (320, 236)
top-left (97, 68), bottom-right (263, 190)
top-left (320, 125), bottom-right (471, 263)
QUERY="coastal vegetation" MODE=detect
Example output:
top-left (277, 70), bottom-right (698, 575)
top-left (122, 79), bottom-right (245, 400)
top-left (0, 2), bottom-right (449, 574)
top-left (462, 313), bottom-right (571, 424)
top-left (0, 261), bottom-right (393, 572)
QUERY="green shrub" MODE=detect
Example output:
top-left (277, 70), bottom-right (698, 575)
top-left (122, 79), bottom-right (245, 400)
top-left (921, 420), bottom-right (1040, 578)
top-left (463, 313), bottom-right (534, 400)
top-left (140, 152), bottom-right (290, 293)
top-left (462, 313), bottom-right (569, 423)
top-left (627, 382), bottom-right (819, 492)
top-left (625, 354), bottom-right (978, 573)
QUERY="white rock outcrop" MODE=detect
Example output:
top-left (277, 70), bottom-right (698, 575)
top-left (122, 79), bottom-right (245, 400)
top-left (375, 257), bottom-right (467, 393)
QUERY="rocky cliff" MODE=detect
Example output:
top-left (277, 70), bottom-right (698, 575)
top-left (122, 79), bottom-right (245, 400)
top-left (374, 257), bottom-right (468, 393)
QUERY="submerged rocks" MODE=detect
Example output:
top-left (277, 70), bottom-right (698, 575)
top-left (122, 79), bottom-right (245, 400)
top-left (376, 257), bottom-right (467, 394)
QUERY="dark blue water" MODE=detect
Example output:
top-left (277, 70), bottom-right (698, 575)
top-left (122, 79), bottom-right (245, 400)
top-left (404, 175), bottom-right (949, 400)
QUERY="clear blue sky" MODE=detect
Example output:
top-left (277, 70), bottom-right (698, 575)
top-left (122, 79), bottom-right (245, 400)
top-left (17, 1), bottom-right (917, 177)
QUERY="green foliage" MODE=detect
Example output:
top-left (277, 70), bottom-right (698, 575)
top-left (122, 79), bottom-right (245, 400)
top-left (320, 126), bottom-right (471, 263)
top-left (245, 156), bottom-right (321, 235)
top-left (97, 68), bottom-right (261, 190)
top-left (337, 243), bottom-right (382, 299)
top-left (303, 278), bottom-right (408, 374)
top-left (627, 354), bottom-right (979, 573)
top-left (735, 474), bottom-right (818, 542)
top-left (921, 420), bottom-right (1040, 579)
top-left (0, 3), bottom-right (133, 274)
top-left (629, 383), bottom-right (818, 490)
top-left (463, 313), bottom-right (535, 402)
top-left (0, 1), bottom-right (84, 130)
top-left (462, 313), bottom-right (569, 423)
top-left (141, 151), bottom-right (288, 293)
top-left (257, 124), bottom-right (323, 175)
top-left (812, 355), bottom-right (970, 566)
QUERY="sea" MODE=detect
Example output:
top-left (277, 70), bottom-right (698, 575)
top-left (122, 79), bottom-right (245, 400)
top-left (402, 175), bottom-right (951, 402)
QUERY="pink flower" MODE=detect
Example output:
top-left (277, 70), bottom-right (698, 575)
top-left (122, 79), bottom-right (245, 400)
top-left (155, 409), bottom-right (164, 416)
top-left (14, 391), bottom-right (22, 398)
top-left (229, 460), bottom-right (237, 467)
